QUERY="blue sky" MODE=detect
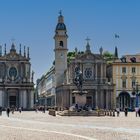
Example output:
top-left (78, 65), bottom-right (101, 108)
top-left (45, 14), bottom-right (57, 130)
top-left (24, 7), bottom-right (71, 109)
top-left (0, 0), bottom-right (140, 82)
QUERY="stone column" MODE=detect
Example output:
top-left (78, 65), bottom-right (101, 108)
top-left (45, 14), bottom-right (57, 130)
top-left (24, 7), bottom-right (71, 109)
top-left (106, 91), bottom-right (109, 109)
top-left (0, 90), bottom-right (3, 106)
top-left (101, 64), bottom-right (103, 83)
top-left (111, 91), bottom-right (114, 109)
top-left (27, 91), bottom-right (30, 109)
top-left (98, 91), bottom-right (101, 108)
top-left (109, 91), bottom-right (112, 109)
top-left (19, 91), bottom-right (23, 108)
top-left (100, 90), bottom-right (104, 109)
top-left (23, 90), bottom-right (27, 109)
top-left (30, 90), bottom-right (34, 108)
top-left (16, 91), bottom-right (19, 108)
top-left (95, 64), bottom-right (98, 80)
top-left (95, 89), bottom-right (98, 108)
top-left (104, 64), bottom-right (106, 78)
top-left (7, 90), bottom-right (9, 107)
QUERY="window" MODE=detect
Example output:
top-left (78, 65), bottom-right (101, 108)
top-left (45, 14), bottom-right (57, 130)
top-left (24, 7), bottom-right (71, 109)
top-left (9, 67), bottom-right (17, 78)
top-left (132, 79), bottom-right (136, 87)
top-left (132, 67), bottom-right (136, 73)
top-left (122, 67), bottom-right (126, 73)
top-left (72, 97), bottom-right (75, 104)
top-left (122, 79), bottom-right (126, 88)
top-left (59, 41), bottom-right (63, 47)
top-left (84, 68), bottom-right (92, 79)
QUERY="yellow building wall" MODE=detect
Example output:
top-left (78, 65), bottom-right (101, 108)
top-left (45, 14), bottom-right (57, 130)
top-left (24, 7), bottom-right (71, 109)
top-left (113, 63), bottom-right (140, 108)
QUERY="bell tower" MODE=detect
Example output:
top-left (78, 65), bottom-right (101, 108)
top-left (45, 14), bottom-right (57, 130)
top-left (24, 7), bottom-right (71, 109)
top-left (54, 11), bottom-right (68, 85)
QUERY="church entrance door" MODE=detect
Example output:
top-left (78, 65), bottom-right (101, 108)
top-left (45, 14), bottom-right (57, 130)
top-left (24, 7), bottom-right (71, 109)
top-left (9, 96), bottom-right (16, 107)
top-left (86, 96), bottom-right (92, 107)
top-left (8, 89), bottom-right (18, 108)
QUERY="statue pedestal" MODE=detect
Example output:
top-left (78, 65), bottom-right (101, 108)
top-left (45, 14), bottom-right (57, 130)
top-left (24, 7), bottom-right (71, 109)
top-left (72, 91), bottom-right (87, 106)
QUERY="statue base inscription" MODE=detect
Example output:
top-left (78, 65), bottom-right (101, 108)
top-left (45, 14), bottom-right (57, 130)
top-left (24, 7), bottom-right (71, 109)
top-left (72, 90), bottom-right (87, 106)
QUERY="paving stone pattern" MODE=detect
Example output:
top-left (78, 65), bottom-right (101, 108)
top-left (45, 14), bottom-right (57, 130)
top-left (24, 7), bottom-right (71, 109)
top-left (0, 111), bottom-right (140, 140)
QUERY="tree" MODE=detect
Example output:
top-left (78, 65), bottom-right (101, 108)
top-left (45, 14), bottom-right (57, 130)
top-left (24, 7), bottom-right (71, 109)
top-left (67, 51), bottom-right (76, 64)
top-left (103, 51), bottom-right (114, 63)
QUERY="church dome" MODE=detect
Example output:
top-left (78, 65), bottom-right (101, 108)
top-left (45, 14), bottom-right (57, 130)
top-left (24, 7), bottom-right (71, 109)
top-left (55, 13), bottom-right (67, 31)
top-left (56, 22), bottom-right (66, 30)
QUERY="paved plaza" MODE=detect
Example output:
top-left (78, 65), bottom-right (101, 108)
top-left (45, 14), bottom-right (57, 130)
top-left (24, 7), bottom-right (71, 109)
top-left (0, 111), bottom-right (140, 140)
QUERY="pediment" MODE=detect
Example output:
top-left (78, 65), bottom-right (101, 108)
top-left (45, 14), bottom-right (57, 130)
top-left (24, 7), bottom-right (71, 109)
top-left (6, 52), bottom-right (20, 60)
top-left (6, 52), bottom-right (26, 60)
top-left (77, 53), bottom-right (103, 61)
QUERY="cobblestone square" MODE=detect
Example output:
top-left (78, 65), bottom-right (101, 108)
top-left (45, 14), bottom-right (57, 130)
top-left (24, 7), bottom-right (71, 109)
top-left (0, 111), bottom-right (140, 140)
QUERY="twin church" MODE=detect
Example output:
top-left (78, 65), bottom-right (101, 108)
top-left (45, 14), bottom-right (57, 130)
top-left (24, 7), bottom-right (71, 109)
top-left (38, 13), bottom-right (114, 110)
top-left (0, 44), bottom-right (34, 109)
top-left (0, 13), bottom-right (115, 110)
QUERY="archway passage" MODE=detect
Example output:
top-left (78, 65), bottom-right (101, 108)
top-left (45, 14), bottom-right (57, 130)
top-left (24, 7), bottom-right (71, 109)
top-left (118, 92), bottom-right (130, 110)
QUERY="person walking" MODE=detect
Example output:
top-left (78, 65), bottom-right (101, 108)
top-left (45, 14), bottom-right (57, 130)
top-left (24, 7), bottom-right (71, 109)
top-left (135, 107), bottom-right (139, 117)
top-left (124, 107), bottom-right (128, 117)
top-left (6, 107), bottom-right (10, 117)
top-left (116, 107), bottom-right (120, 117)
top-left (19, 107), bottom-right (22, 113)
top-left (0, 106), bottom-right (2, 116)
top-left (138, 108), bottom-right (140, 117)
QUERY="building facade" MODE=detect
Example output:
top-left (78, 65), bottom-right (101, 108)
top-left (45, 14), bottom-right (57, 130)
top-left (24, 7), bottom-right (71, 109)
top-left (37, 13), bottom-right (115, 110)
top-left (37, 66), bottom-right (55, 107)
top-left (113, 55), bottom-right (140, 110)
top-left (0, 43), bottom-right (34, 109)
top-left (54, 13), bottom-right (114, 110)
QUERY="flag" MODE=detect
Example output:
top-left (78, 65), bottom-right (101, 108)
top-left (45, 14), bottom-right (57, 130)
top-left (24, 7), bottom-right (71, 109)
top-left (115, 34), bottom-right (119, 38)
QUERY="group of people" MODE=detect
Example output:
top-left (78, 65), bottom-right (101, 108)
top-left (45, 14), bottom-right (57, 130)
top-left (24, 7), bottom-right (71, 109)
top-left (35, 105), bottom-right (46, 113)
top-left (0, 106), bottom-right (23, 117)
top-left (116, 106), bottom-right (140, 117)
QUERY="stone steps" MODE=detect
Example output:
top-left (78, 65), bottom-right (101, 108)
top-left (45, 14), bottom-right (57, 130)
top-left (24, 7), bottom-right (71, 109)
top-left (57, 110), bottom-right (105, 116)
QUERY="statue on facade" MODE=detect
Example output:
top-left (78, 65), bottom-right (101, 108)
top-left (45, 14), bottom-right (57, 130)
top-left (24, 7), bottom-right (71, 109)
top-left (31, 71), bottom-right (34, 82)
top-left (74, 64), bottom-right (83, 94)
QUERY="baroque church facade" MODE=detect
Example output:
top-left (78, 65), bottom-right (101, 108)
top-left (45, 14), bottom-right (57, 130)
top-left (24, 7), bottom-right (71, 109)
top-left (54, 13), bottom-right (114, 110)
top-left (0, 43), bottom-right (34, 109)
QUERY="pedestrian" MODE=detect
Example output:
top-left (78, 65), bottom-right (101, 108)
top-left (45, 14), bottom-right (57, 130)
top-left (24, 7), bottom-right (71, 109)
top-left (43, 105), bottom-right (45, 113)
top-left (124, 107), bottom-right (128, 117)
top-left (0, 106), bottom-right (2, 116)
top-left (35, 106), bottom-right (38, 113)
top-left (6, 107), bottom-right (10, 117)
top-left (135, 107), bottom-right (139, 117)
top-left (75, 103), bottom-right (79, 112)
top-left (116, 107), bottom-right (120, 117)
top-left (138, 108), bottom-right (140, 117)
top-left (19, 107), bottom-right (22, 113)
